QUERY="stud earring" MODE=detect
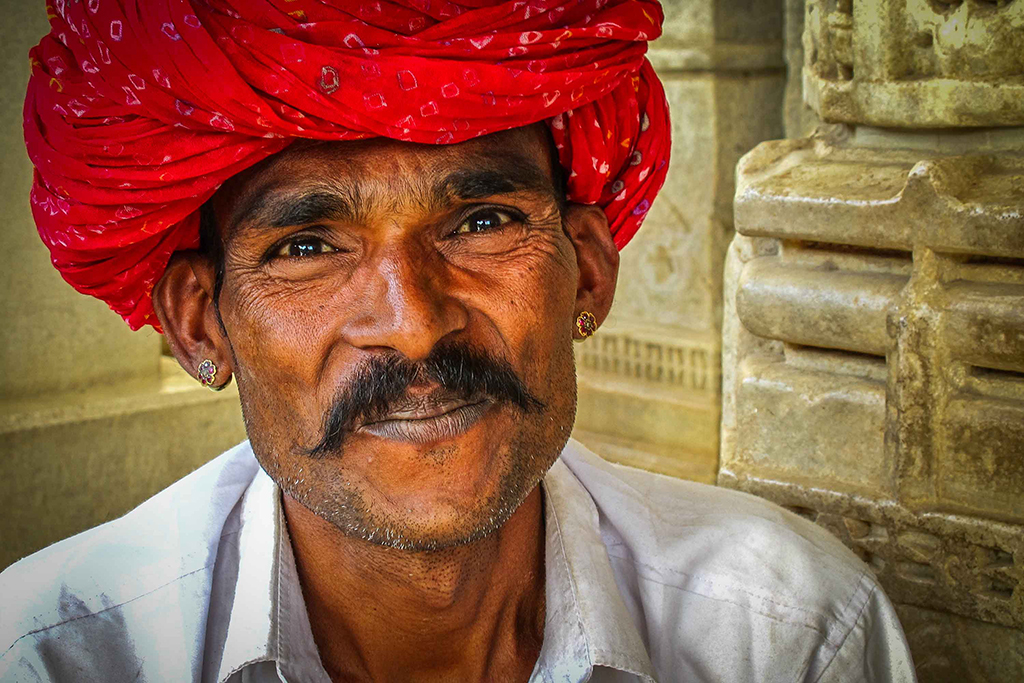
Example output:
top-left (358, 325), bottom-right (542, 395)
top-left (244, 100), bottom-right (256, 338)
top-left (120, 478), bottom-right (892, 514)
top-left (197, 359), bottom-right (218, 388)
top-left (574, 311), bottom-right (597, 341)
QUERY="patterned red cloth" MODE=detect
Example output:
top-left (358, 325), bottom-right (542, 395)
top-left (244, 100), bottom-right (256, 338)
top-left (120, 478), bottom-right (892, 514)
top-left (25, 0), bottom-right (670, 330)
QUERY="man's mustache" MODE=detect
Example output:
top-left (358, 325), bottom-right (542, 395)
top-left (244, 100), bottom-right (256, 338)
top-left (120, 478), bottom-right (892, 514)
top-left (305, 342), bottom-right (545, 458)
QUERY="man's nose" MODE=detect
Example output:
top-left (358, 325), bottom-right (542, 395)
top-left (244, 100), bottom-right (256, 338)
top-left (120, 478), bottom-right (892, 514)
top-left (342, 242), bottom-right (469, 361)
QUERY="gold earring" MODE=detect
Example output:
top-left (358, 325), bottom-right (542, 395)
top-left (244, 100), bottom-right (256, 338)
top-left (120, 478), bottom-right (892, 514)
top-left (574, 311), bottom-right (597, 341)
top-left (197, 359), bottom-right (218, 388)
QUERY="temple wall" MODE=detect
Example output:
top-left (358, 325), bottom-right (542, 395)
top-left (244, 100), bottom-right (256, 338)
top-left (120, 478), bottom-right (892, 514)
top-left (572, 0), bottom-right (787, 482)
top-left (0, 0), bottom-right (247, 570)
top-left (3, 5), bottom-right (1021, 678)
top-left (720, 1), bottom-right (1024, 680)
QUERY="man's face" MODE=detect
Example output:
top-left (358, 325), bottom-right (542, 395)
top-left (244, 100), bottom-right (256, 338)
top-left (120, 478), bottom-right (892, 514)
top-left (207, 126), bottom-right (584, 550)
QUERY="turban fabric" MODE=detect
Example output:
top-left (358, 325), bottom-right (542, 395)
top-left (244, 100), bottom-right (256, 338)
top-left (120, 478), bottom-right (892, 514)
top-left (25, 0), bottom-right (670, 330)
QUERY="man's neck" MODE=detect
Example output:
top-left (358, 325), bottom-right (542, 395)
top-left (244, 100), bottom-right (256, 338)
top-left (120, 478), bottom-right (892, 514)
top-left (282, 486), bottom-right (547, 683)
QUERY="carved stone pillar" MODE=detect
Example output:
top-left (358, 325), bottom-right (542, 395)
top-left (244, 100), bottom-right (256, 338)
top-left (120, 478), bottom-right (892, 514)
top-left (721, 1), bottom-right (1024, 679)
top-left (573, 0), bottom-right (786, 482)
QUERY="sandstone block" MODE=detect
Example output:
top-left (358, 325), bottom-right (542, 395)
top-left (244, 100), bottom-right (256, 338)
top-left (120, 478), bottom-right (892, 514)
top-left (803, 0), bottom-right (1024, 127)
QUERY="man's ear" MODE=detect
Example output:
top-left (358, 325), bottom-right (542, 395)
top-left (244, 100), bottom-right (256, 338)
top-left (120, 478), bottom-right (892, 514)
top-left (563, 203), bottom-right (619, 330)
top-left (152, 252), bottom-right (234, 388)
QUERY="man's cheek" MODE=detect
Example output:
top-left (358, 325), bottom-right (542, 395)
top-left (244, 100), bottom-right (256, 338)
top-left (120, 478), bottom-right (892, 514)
top-left (227, 278), bottom-right (319, 335)
top-left (501, 252), bottom-right (578, 315)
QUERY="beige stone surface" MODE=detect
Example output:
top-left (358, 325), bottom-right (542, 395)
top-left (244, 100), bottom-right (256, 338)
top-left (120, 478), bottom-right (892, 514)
top-left (573, 0), bottom-right (786, 480)
top-left (0, 0), bottom-right (160, 400)
top-left (896, 604), bottom-right (1024, 683)
top-left (0, 0), bottom-right (248, 569)
top-left (650, 0), bottom-right (784, 71)
top-left (784, 0), bottom-right (823, 139)
top-left (574, 323), bottom-right (721, 482)
top-left (722, 126), bottom-right (1024, 677)
top-left (803, 0), bottom-right (1024, 128)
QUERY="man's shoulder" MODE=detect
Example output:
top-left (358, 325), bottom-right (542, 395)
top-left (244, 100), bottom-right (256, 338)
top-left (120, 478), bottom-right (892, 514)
top-left (560, 439), bottom-right (913, 681)
top-left (0, 441), bottom-right (260, 662)
top-left (560, 439), bottom-right (870, 592)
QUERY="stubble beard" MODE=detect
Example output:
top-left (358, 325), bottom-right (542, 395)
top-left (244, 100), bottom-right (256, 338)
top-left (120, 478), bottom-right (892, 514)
top-left (278, 430), bottom-right (553, 552)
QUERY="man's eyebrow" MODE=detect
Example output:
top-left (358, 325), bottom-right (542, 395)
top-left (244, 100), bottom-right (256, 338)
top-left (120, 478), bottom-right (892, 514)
top-left (229, 187), bottom-right (358, 238)
top-left (435, 152), bottom-right (556, 205)
top-left (227, 150), bottom-right (553, 237)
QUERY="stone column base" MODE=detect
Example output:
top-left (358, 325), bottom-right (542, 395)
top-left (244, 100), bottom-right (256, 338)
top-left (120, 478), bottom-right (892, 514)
top-left (721, 127), bottom-right (1024, 679)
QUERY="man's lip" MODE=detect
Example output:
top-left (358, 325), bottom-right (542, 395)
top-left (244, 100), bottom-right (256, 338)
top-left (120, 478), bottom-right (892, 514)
top-left (357, 398), bottom-right (493, 444)
top-left (366, 396), bottom-right (477, 423)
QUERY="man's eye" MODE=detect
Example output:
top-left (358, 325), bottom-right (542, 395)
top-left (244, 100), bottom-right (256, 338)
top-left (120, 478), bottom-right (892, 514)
top-left (275, 236), bottom-right (338, 258)
top-left (453, 209), bottom-right (516, 235)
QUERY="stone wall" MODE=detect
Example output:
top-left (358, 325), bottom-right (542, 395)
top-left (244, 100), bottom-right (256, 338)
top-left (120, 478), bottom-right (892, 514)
top-left (721, 1), bottom-right (1024, 680)
top-left (0, 0), bottom-right (247, 570)
top-left (573, 0), bottom-right (787, 482)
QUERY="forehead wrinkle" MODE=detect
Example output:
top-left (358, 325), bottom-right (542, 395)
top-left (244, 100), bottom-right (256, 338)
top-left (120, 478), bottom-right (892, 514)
top-left (364, 167), bottom-right (433, 218)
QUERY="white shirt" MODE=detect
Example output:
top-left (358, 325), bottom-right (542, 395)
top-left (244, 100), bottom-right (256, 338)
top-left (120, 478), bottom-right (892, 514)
top-left (1, 439), bottom-right (916, 682)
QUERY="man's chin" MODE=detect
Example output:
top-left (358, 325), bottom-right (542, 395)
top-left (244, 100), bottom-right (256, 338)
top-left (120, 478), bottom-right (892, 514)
top-left (271, 399), bottom-right (564, 552)
top-left (351, 510), bottom-right (521, 553)
top-left (299, 474), bottom-right (541, 554)
top-left (297, 438), bottom-right (547, 552)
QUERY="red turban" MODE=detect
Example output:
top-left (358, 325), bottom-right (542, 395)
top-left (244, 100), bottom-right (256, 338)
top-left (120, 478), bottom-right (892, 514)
top-left (25, 0), bottom-right (670, 330)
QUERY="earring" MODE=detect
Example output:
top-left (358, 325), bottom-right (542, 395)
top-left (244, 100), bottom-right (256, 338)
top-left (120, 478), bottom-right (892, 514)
top-left (574, 311), bottom-right (597, 341)
top-left (197, 359), bottom-right (218, 388)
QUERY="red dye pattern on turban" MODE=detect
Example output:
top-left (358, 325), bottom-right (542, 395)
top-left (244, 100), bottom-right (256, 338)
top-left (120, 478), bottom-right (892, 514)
top-left (25, 0), bottom-right (670, 331)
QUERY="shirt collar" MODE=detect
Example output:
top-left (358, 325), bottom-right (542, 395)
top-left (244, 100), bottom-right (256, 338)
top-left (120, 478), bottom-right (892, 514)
top-left (214, 465), bottom-right (278, 682)
top-left (215, 465), bottom-right (329, 683)
top-left (541, 456), bottom-right (656, 682)
top-left (218, 444), bottom-right (655, 683)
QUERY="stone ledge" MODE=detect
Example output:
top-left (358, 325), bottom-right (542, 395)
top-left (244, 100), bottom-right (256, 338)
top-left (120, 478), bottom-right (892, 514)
top-left (574, 365), bottom-right (719, 484)
top-left (573, 426), bottom-right (718, 484)
top-left (0, 357), bottom-right (239, 434)
top-left (734, 135), bottom-right (1024, 257)
top-left (1, 357), bottom-right (247, 569)
top-left (806, 75), bottom-right (1024, 129)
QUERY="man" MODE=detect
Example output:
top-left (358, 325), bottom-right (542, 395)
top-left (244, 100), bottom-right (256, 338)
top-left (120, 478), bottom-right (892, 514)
top-left (3, 1), bottom-right (915, 682)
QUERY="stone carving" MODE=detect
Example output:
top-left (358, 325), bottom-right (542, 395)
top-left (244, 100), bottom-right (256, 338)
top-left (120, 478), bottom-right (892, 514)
top-left (609, 215), bottom-right (715, 334)
top-left (722, 127), bottom-right (1024, 678)
top-left (575, 323), bottom-right (722, 482)
top-left (572, 0), bottom-right (787, 482)
top-left (761, 493), bottom-right (1023, 630)
top-left (803, 0), bottom-right (1024, 126)
top-left (578, 328), bottom-right (718, 393)
top-left (804, 0), bottom-right (853, 81)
